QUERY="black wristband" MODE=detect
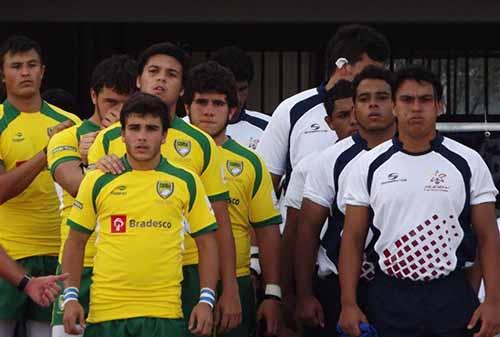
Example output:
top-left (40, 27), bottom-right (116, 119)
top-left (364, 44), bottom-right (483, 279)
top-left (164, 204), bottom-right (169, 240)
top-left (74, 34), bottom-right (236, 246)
top-left (17, 274), bottom-right (32, 292)
top-left (263, 294), bottom-right (281, 302)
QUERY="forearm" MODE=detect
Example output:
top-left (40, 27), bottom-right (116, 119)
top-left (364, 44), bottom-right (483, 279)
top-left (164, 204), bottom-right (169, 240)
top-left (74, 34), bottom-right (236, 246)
top-left (212, 201), bottom-right (237, 288)
top-left (294, 218), bottom-right (322, 298)
top-left (338, 234), bottom-right (364, 306)
top-left (271, 173), bottom-right (282, 194)
top-left (61, 236), bottom-right (86, 289)
top-left (281, 207), bottom-right (299, 296)
top-left (0, 245), bottom-right (25, 287)
top-left (55, 163), bottom-right (85, 197)
top-left (256, 225), bottom-right (281, 285)
top-left (478, 234), bottom-right (500, 303)
top-left (0, 151), bottom-right (47, 204)
top-left (196, 233), bottom-right (219, 291)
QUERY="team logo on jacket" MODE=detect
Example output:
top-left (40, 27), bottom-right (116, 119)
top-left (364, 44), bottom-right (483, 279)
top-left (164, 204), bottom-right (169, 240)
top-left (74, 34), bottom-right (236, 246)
top-left (12, 132), bottom-right (25, 142)
top-left (226, 160), bottom-right (243, 176)
top-left (174, 139), bottom-right (191, 157)
top-left (111, 215), bottom-right (127, 233)
top-left (157, 181), bottom-right (174, 199)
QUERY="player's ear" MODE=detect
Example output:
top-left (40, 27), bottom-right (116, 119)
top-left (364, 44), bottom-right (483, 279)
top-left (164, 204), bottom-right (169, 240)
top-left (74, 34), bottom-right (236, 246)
top-left (90, 89), bottom-right (97, 105)
top-left (136, 75), bottom-right (141, 90)
top-left (228, 106), bottom-right (237, 121)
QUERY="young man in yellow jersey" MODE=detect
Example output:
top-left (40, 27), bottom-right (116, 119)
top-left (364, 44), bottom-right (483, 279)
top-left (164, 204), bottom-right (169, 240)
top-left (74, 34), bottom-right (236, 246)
top-left (88, 42), bottom-right (242, 334)
top-left (185, 61), bottom-right (283, 337)
top-left (62, 93), bottom-right (219, 337)
top-left (0, 35), bottom-right (80, 337)
top-left (47, 54), bottom-right (138, 337)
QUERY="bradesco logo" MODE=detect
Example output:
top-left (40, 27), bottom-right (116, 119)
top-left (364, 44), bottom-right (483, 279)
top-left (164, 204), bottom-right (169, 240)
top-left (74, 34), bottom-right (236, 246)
top-left (111, 215), bottom-right (127, 233)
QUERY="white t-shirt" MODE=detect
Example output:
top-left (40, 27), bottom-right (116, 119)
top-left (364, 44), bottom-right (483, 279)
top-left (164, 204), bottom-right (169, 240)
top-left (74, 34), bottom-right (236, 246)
top-left (256, 85), bottom-right (338, 189)
top-left (344, 134), bottom-right (498, 282)
top-left (304, 134), bottom-right (374, 279)
top-left (226, 109), bottom-right (270, 150)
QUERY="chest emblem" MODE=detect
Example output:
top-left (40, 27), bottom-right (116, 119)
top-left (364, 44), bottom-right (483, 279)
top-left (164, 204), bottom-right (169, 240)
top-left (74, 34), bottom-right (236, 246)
top-left (174, 139), bottom-right (191, 157)
top-left (12, 132), bottom-right (25, 142)
top-left (157, 181), bottom-right (174, 199)
top-left (226, 160), bottom-right (244, 176)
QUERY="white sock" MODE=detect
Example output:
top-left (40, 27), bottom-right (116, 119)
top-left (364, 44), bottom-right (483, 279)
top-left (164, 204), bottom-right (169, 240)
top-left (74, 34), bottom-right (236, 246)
top-left (52, 324), bottom-right (83, 337)
top-left (26, 321), bottom-right (51, 337)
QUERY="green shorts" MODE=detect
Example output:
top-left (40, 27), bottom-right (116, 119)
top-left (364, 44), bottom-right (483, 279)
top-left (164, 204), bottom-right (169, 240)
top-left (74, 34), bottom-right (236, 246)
top-left (0, 255), bottom-right (58, 321)
top-left (51, 264), bottom-right (93, 326)
top-left (84, 317), bottom-right (185, 337)
top-left (181, 265), bottom-right (255, 337)
top-left (216, 276), bottom-right (256, 337)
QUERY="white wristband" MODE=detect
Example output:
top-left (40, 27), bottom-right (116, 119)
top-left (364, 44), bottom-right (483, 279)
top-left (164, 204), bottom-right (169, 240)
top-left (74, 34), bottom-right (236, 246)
top-left (250, 246), bottom-right (259, 256)
top-left (264, 284), bottom-right (282, 299)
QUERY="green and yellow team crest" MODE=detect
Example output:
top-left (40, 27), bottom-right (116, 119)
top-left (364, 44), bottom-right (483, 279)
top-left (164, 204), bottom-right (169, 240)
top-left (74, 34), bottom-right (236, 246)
top-left (174, 139), bottom-right (191, 157)
top-left (156, 181), bottom-right (174, 199)
top-left (226, 160), bottom-right (244, 176)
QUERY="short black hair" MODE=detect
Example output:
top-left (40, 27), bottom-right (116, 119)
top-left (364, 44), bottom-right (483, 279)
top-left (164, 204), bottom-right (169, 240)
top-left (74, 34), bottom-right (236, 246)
top-left (137, 42), bottom-right (190, 84)
top-left (183, 61), bottom-right (238, 109)
top-left (324, 24), bottom-right (390, 78)
top-left (120, 92), bottom-right (170, 132)
top-left (393, 65), bottom-right (443, 101)
top-left (91, 54), bottom-right (138, 96)
top-left (352, 65), bottom-right (394, 101)
top-left (42, 88), bottom-right (77, 113)
top-left (211, 46), bottom-right (254, 83)
top-left (0, 35), bottom-right (43, 68)
top-left (324, 80), bottom-right (353, 117)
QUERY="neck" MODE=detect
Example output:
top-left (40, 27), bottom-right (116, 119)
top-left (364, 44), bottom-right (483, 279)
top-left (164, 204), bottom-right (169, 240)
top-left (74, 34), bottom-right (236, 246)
top-left (127, 153), bottom-right (161, 171)
top-left (229, 107), bottom-right (242, 123)
top-left (88, 112), bottom-right (102, 128)
top-left (398, 129), bottom-right (437, 153)
top-left (7, 93), bottom-right (42, 113)
top-left (325, 72), bottom-right (346, 91)
top-left (359, 123), bottom-right (397, 149)
top-left (168, 102), bottom-right (178, 122)
top-left (213, 132), bottom-right (228, 146)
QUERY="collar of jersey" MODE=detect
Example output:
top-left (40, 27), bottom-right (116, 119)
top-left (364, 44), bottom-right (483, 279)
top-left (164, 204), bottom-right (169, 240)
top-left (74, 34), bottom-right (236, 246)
top-left (317, 82), bottom-right (328, 97)
top-left (221, 136), bottom-right (236, 149)
top-left (392, 131), bottom-right (444, 155)
top-left (121, 155), bottom-right (166, 172)
top-left (352, 132), bottom-right (369, 149)
top-left (3, 99), bottom-right (53, 116)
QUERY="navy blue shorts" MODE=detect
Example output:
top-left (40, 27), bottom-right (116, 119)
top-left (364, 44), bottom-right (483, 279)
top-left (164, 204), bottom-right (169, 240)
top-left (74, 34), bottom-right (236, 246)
top-left (366, 270), bottom-right (479, 337)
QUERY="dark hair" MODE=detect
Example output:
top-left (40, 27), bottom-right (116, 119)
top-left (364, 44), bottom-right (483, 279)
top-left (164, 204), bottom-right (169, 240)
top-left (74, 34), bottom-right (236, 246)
top-left (137, 42), bottom-right (190, 84)
top-left (211, 46), bottom-right (254, 83)
top-left (324, 80), bottom-right (353, 117)
top-left (183, 61), bottom-right (238, 109)
top-left (120, 92), bottom-right (170, 132)
top-left (393, 65), bottom-right (443, 101)
top-left (91, 54), bottom-right (138, 96)
top-left (42, 88), bottom-right (77, 113)
top-left (352, 65), bottom-right (394, 101)
top-left (0, 35), bottom-right (43, 69)
top-left (324, 24), bottom-right (390, 78)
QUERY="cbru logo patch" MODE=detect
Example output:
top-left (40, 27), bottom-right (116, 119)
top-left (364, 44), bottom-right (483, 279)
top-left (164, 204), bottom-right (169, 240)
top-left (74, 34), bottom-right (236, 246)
top-left (111, 215), bottom-right (127, 233)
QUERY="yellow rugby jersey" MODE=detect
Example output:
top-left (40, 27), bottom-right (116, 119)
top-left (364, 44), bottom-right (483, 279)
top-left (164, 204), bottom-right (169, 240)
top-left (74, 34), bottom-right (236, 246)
top-left (67, 156), bottom-right (217, 323)
top-left (221, 138), bottom-right (282, 277)
top-left (47, 119), bottom-right (100, 267)
top-left (87, 117), bottom-right (228, 265)
top-left (0, 100), bottom-right (80, 259)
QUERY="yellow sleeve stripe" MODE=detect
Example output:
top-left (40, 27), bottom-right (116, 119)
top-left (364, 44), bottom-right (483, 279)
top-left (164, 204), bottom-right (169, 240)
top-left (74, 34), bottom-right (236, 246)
top-left (208, 191), bottom-right (230, 202)
top-left (190, 222), bottom-right (218, 238)
top-left (50, 156), bottom-right (81, 179)
top-left (68, 219), bottom-right (93, 234)
top-left (251, 214), bottom-right (282, 228)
